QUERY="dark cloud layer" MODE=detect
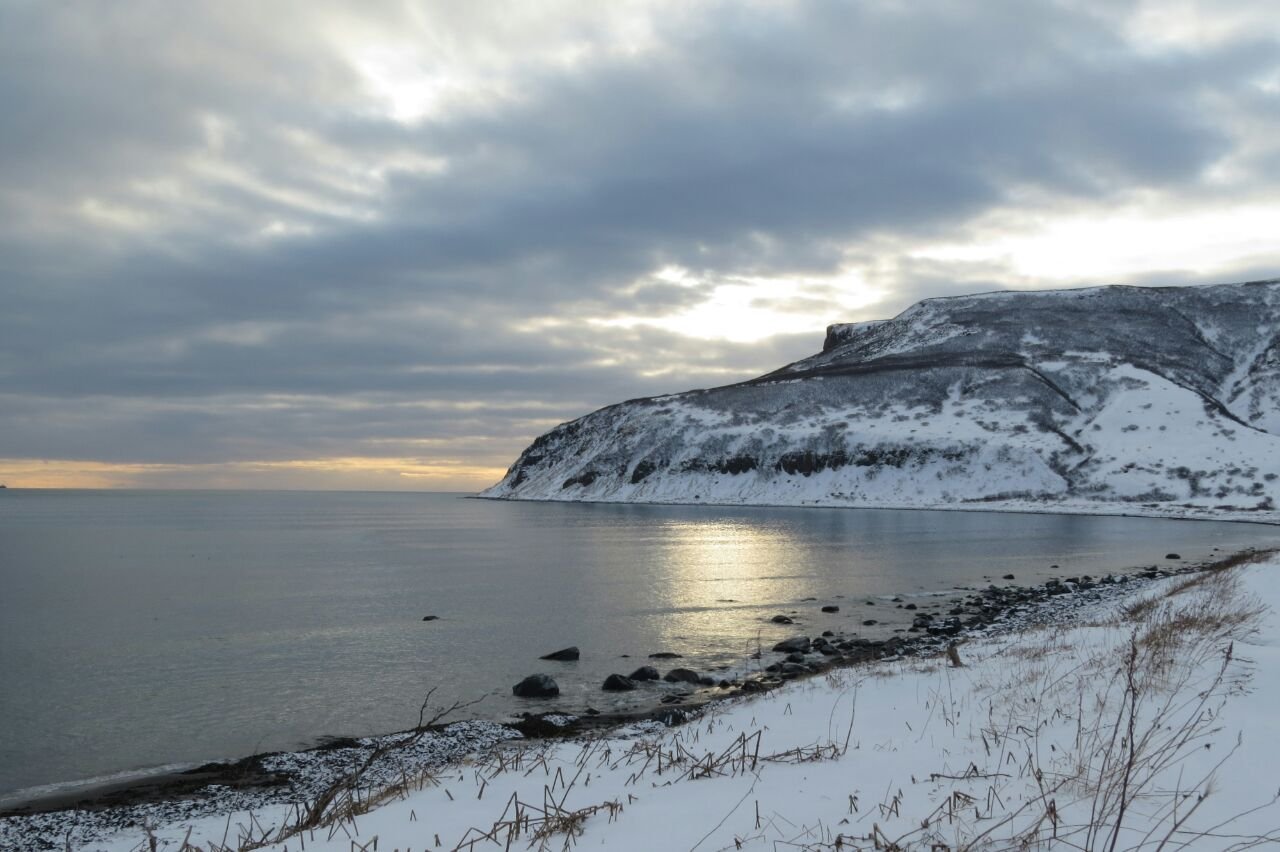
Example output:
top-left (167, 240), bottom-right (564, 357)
top-left (1, 0), bottom-right (1278, 487)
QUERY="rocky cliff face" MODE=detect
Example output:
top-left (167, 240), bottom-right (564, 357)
top-left (482, 279), bottom-right (1280, 522)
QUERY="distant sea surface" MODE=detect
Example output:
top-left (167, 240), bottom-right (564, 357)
top-left (2, 489), bottom-right (1277, 800)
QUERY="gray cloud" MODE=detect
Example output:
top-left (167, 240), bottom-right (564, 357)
top-left (1, 0), bottom-right (1278, 485)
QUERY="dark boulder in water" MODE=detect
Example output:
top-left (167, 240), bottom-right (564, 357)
top-left (628, 665), bottom-right (660, 681)
top-left (513, 674), bottom-right (560, 698)
top-left (821, 605), bottom-right (839, 613)
top-left (602, 674), bottom-right (637, 691)
top-left (663, 668), bottom-right (702, 684)
top-left (540, 647), bottom-right (580, 661)
top-left (772, 636), bottom-right (811, 653)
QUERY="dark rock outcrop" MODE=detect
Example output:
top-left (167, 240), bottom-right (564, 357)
top-left (602, 674), bottom-right (637, 691)
top-left (772, 636), bottom-right (811, 653)
top-left (663, 668), bottom-right (702, 684)
top-left (512, 674), bottom-right (559, 698)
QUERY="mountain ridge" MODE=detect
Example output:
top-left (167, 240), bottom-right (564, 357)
top-left (482, 278), bottom-right (1280, 523)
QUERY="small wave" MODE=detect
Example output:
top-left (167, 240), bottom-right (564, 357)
top-left (0, 762), bottom-right (197, 810)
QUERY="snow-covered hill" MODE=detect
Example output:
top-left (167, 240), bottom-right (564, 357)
top-left (483, 279), bottom-right (1280, 522)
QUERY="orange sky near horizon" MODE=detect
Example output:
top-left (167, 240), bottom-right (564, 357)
top-left (0, 457), bottom-right (507, 492)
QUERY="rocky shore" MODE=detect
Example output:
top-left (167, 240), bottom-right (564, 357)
top-left (0, 548), bottom-right (1258, 850)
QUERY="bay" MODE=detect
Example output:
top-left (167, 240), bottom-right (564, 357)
top-left (1, 489), bottom-right (1276, 799)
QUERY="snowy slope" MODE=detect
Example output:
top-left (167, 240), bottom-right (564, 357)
top-left (483, 279), bottom-right (1280, 522)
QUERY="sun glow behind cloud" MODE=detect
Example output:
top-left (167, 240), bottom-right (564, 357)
top-left (598, 266), bottom-right (880, 343)
top-left (913, 201), bottom-right (1280, 283)
top-left (349, 46), bottom-right (505, 123)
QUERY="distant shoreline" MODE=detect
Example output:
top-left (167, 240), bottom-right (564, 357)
top-left (473, 491), bottom-right (1280, 527)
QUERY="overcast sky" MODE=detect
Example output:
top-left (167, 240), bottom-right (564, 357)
top-left (2, 0), bottom-right (1279, 490)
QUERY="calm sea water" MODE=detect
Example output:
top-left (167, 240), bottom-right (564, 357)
top-left (1, 490), bottom-right (1277, 800)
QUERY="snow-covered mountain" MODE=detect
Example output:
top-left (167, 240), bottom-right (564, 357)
top-left (483, 279), bottom-right (1280, 522)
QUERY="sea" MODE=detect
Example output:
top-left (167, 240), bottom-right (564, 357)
top-left (2, 489), bottom-right (1277, 803)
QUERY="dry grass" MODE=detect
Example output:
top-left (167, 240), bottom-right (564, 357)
top-left (885, 558), bottom-right (1276, 852)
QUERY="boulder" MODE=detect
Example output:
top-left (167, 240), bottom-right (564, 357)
top-left (821, 605), bottom-right (839, 613)
top-left (602, 674), bottom-right (637, 691)
top-left (628, 665), bottom-right (660, 681)
top-left (663, 668), bottom-right (702, 684)
top-left (780, 662), bottom-right (811, 678)
top-left (770, 614), bottom-right (794, 624)
top-left (648, 651), bottom-right (682, 659)
top-left (539, 646), bottom-right (580, 661)
top-left (512, 674), bottom-right (559, 698)
top-left (772, 636), bottom-right (811, 653)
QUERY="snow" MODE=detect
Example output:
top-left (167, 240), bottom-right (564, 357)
top-left (49, 553), bottom-right (1280, 851)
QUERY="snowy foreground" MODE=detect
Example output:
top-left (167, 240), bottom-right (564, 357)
top-left (48, 554), bottom-right (1280, 851)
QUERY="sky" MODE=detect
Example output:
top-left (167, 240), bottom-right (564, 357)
top-left (2, 0), bottom-right (1279, 491)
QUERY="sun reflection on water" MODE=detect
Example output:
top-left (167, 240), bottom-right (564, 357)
top-left (646, 519), bottom-right (820, 654)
